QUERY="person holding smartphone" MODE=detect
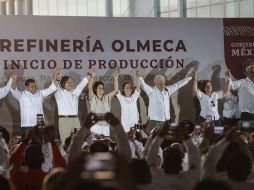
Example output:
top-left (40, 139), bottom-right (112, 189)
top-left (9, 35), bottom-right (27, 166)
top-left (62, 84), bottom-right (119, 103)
top-left (192, 71), bottom-right (231, 126)
top-left (55, 68), bottom-right (95, 144)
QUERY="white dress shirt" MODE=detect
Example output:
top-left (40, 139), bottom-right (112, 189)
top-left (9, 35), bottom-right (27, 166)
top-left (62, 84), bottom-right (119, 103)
top-left (197, 90), bottom-right (223, 120)
top-left (10, 81), bottom-right (57, 127)
top-left (55, 77), bottom-right (88, 115)
top-left (231, 78), bottom-right (254, 114)
top-left (223, 93), bottom-right (240, 118)
top-left (0, 78), bottom-right (13, 99)
top-left (140, 77), bottom-right (192, 121)
top-left (116, 90), bottom-right (140, 132)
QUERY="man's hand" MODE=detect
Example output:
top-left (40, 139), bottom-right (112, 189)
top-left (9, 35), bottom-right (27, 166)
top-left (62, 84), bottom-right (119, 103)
top-left (10, 70), bottom-right (17, 81)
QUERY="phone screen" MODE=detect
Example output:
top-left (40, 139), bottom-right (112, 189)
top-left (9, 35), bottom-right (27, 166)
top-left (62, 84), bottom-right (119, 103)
top-left (240, 121), bottom-right (254, 133)
top-left (81, 153), bottom-right (116, 180)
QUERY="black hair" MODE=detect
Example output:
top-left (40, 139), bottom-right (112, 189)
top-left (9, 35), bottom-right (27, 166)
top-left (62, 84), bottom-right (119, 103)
top-left (193, 179), bottom-right (231, 190)
top-left (162, 147), bottom-right (182, 174)
top-left (0, 176), bottom-right (12, 190)
top-left (25, 79), bottom-right (35, 86)
top-left (24, 143), bottom-right (44, 168)
top-left (179, 120), bottom-right (195, 135)
top-left (130, 159), bottom-right (152, 185)
top-left (0, 125), bottom-right (10, 144)
top-left (60, 75), bottom-right (71, 89)
top-left (200, 80), bottom-right (212, 94)
top-left (227, 151), bottom-right (252, 181)
top-left (93, 81), bottom-right (104, 96)
top-left (90, 141), bottom-right (109, 153)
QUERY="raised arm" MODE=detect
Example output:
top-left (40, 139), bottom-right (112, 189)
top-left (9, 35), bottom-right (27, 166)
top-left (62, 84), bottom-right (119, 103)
top-left (135, 70), bottom-right (141, 92)
top-left (192, 72), bottom-right (198, 97)
top-left (167, 75), bottom-right (192, 95)
top-left (105, 112), bottom-right (132, 162)
top-left (223, 70), bottom-right (231, 95)
top-left (10, 70), bottom-right (22, 100)
top-left (109, 69), bottom-right (119, 98)
top-left (40, 69), bottom-right (61, 97)
top-left (0, 70), bottom-right (13, 99)
top-left (88, 72), bottom-right (95, 98)
top-left (137, 71), bottom-right (153, 95)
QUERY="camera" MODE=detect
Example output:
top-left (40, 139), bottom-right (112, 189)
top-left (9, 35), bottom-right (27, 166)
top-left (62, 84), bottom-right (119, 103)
top-left (81, 152), bottom-right (116, 180)
top-left (96, 113), bottom-right (106, 121)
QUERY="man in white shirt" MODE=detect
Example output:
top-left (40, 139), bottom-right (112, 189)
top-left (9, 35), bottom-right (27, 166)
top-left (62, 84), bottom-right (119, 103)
top-left (230, 63), bottom-right (254, 120)
top-left (0, 71), bottom-right (14, 100)
top-left (55, 68), bottom-right (95, 144)
top-left (138, 72), bottom-right (192, 130)
top-left (11, 69), bottom-right (61, 132)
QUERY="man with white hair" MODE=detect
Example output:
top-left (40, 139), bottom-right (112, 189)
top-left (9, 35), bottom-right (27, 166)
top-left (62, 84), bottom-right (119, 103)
top-left (230, 61), bottom-right (254, 120)
top-left (138, 72), bottom-right (192, 130)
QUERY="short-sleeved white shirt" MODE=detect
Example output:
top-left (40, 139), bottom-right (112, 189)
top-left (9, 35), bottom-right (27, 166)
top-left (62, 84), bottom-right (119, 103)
top-left (197, 90), bottom-right (223, 120)
top-left (116, 90), bottom-right (140, 132)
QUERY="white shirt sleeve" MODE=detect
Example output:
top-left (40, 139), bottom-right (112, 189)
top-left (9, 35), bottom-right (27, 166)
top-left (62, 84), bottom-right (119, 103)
top-left (166, 77), bottom-right (192, 95)
top-left (72, 77), bottom-right (89, 97)
top-left (116, 92), bottom-right (123, 101)
top-left (10, 87), bottom-right (22, 101)
top-left (139, 77), bottom-right (153, 95)
top-left (0, 78), bottom-right (13, 99)
top-left (231, 80), bottom-right (242, 90)
top-left (215, 90), bottom-right (224, 99)
top-left (132, 90), bottom-right (140, 101)
top-left (40, 80), bottom-right (57, 97)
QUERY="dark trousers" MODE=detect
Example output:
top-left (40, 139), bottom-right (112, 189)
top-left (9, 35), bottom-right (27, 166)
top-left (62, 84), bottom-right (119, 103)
top-left (241, 112), bottom-right (254, 121)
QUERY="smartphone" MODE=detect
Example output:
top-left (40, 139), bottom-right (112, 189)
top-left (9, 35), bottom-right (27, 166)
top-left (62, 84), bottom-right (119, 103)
top-left (96, 113), bottom-right (106, 121)
top-left (214, 126), bottom-right (224, 134)
top-left (36, 114), bottom-right (44, 128)
top-left (240, 121), bottom-right (254, 133)
top-left (81, 152), bottom-right (116, 180)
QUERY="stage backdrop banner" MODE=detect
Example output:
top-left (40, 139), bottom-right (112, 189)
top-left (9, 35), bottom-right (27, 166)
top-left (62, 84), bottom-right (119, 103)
top-left (0, 16), bottom-right (253, 134)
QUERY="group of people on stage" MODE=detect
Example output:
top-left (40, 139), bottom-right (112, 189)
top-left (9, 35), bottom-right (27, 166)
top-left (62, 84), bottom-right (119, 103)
top-left (0, 63), bottom-right (254, 144)
top-left (1, 63), bottom-right (254, 190)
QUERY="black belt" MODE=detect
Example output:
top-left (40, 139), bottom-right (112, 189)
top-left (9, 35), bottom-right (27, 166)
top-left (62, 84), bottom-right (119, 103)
top-left (59, 115), bottom-right (78, 118)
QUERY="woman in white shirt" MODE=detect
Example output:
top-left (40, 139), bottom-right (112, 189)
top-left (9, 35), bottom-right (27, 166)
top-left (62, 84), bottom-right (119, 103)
top-left (116, 71), bottom-right (141, 132)
top-left (192, 71), bottom-right (230, 126)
